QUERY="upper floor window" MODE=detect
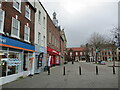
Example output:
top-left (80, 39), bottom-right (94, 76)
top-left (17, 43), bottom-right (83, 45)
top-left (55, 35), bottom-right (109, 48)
top-left (43, 17), bottom-right (45, 28)
top-left (24, 25), bottom-right (30, 42)
top-left (43, 36), bottom-right (45, 46)
top-left (0, 9), bottom-right (5, 33)
top-left (11, 17), bottom-right (20, 38)
top-left (38, 11), bottom-right (41, 23)
top-left (25, 5), bottom-right (31, 20)
top-left (38, 32), bottom-right (41, 44)
top-left (52, 35), bottom-right (54, 45)
top-left (70, 52), bottom-right (72, 56)
top-left (49, 31), bottom-right (51, 43)
top-left (13, 0), bottom-right (21, 12)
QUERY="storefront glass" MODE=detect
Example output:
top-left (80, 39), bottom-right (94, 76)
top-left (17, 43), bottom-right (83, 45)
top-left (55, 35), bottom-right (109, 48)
top-left (0, 50), bottom-right (22, 77)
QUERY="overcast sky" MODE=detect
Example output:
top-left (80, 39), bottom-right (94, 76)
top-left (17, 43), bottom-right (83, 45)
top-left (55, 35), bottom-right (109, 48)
top-left (41, 0), bottom-right (119, 47)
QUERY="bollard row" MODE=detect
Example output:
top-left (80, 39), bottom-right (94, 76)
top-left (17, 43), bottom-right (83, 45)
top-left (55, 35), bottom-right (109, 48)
top-left (47, 65), bottom-right (116, 75)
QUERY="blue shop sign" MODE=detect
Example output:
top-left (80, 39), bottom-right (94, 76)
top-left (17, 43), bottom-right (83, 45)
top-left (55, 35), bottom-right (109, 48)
top-left (0, 35), bottom-right (35, 51)
top-left (35, 45), bottom-right (46, 53)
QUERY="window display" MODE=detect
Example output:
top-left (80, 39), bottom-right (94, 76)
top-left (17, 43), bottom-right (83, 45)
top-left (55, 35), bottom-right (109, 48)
top-left (0, 51), bottom-right (21, 77)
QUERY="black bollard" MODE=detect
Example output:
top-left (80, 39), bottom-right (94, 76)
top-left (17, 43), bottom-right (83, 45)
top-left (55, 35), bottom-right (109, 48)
top-left (96, 66), bottom-right (98, 75)
top-left (63, 66), bottom-right (65, 75)
top-left (113, 66), bottom-right (115, 74)
top-left (48, 66), bottom-right (50, 75)
top-left (79, 66), bottom-right (81, 75)
top-left (72, 61), bottom-right (73, 64)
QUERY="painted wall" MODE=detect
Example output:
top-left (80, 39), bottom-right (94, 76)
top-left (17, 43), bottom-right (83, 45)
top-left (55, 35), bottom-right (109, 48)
top-left (34, 1), bottom-right (47, 48)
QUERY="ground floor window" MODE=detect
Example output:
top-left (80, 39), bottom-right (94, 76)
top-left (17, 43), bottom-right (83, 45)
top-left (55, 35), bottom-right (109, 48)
top-left (0, 50), bottom-right (22, 77)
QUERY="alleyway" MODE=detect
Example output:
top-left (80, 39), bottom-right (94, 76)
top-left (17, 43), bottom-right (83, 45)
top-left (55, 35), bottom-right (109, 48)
top-left (2, 62), bottom-right (119, 88)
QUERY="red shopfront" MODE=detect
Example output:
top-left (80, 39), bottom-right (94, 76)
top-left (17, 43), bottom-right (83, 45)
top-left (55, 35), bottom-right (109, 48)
top-left (47, 47), bottom-right (60, 66)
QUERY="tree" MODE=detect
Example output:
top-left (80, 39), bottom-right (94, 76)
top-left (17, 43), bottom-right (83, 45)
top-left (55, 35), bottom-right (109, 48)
top-left (88, 32), bottom-right (111, 48)
top-left (87, 32), bottom-right (111, 63)
top-left (111, 27), bottom-right (120, 47)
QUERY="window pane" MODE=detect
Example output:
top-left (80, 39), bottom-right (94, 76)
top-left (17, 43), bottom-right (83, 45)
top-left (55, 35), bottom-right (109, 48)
top-left (12, 28), bottom-right (18, 36)
top-left (13, 0), bottom-right (20, 10)
top-left (0, 10), bottom-right (4, 32)
top-left (24, 26), bottom-right (30, 41)
top-left (12, 18), bottom-right (19, 37)
top-left (25, 6), bottom-right (31, 19)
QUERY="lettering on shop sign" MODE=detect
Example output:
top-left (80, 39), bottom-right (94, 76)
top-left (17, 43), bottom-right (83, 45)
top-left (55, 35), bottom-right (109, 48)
top-left (0, 38), bottom-right (6, 43)
top-left (52, 50), bottom-right (58, 54)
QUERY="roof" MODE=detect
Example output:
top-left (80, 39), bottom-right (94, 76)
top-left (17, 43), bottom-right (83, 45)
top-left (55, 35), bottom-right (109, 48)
top-left (67, 47), bottom-right (86, 52)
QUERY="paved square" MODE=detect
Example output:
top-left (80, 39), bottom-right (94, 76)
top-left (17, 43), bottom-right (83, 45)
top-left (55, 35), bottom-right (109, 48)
top-left (2, 61), bottom-right (119, 88)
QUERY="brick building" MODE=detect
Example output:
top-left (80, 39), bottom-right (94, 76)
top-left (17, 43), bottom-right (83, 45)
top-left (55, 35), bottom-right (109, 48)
top-left (47, 12), bottom-right (61, 66)
top-left (60, 29), bottom-right (67, 64)
top-left (0, 0), bottom-right (36, 85)
top-left (66, 47), bottom-right (86, 62)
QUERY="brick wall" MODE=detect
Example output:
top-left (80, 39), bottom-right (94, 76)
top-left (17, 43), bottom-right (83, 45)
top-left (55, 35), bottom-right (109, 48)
top-left (1, 1), bottom-right (35, 45)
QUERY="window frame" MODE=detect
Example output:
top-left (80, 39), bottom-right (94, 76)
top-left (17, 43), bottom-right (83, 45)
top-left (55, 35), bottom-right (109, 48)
top-left (13, 0), bottom-right (21, 13)
top-left (24, 25), bottom-right (30, 42)
top-left (25, 5), bottom-right (31, 20)
top-left (11, 17), bottom-right (20, 39)
top-left (38, 32), bottom-right (41, 44)
top-left (38, 10), bottom-right (41, 24)
top-left (0, 9), bottom-right (5, 34)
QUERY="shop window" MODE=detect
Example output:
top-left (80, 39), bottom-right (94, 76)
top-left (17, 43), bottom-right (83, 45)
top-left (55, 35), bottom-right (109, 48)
top-left (0, 51), bottom-right (21, 77)
top-left (24, 25), bottom-right (30, 42)
top-left (13, 0), bottom-right (21, 12)
top-left (11, 17), bottom-right (20, 39)
top-left (0, 9), bottom-right (5, 33)
top-left (25, 5), bottom-right (31, 20)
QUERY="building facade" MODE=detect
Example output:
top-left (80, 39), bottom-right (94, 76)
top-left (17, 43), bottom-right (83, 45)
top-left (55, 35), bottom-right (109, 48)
top-left (0, 1), bottom-right (36, 85)
top-left (66, 48), bottom-right (86, 62)
top-left (60, 29), bottom-right (67, 64)
top-left (88, 44), bottom-right (120, 62)
top-left (47, 12), bottom-right (61, 67)
top-left (34, 1), bottom-right (47, 73)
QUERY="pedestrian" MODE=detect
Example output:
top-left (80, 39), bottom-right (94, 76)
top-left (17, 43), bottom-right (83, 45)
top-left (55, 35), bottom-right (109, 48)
top-left (48, 56), bottom-right (51, 75)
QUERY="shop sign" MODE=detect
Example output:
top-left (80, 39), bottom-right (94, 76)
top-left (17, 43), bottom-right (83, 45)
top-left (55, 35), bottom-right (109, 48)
top-left (7, 58), bottom-right (21, 66)
top-left (47, 47), bottom-right (60, 55)
top-left (35, 45), bottom-right (46, 53)
top-left (0, 35), bottom-right (35, 51)
top-left (0, 38), bottom-right (6, 43)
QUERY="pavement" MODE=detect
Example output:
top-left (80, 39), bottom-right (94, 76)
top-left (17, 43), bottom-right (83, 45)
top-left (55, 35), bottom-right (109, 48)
top-left (2, 61), bottom-right (120, 88)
